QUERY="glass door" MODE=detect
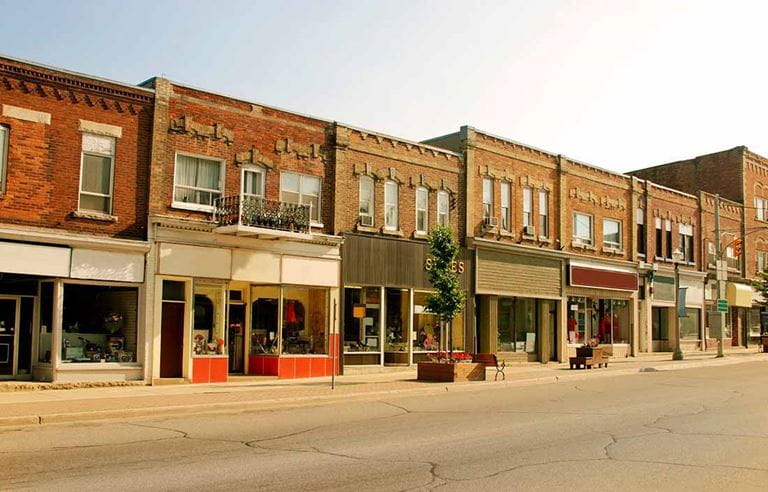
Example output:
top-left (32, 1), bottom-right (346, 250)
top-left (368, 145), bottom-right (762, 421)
top-left (0, 297), bottom-right (19, 378)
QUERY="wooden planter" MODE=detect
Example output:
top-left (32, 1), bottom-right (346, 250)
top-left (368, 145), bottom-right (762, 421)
top-left (576, 347), bottom-right (603, 359)
top-left (417, 362), bottom-right (486, 382)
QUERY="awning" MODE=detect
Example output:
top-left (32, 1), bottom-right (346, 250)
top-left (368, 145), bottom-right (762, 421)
top-left (726, 283), bottom-right (753, 308)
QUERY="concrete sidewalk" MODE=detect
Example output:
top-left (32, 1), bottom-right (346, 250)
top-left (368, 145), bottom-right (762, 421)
top-left (0, 349), bottom-right (765, 428)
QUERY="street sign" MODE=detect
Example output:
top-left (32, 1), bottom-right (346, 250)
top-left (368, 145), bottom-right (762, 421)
top-left (716, 298), bottom-right (729, 313)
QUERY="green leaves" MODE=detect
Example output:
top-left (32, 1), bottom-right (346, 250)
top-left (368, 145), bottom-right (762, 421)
top-left (752, 268), bottom-right (768, 307)
top-left (425, 225), bottom-right (465, 323)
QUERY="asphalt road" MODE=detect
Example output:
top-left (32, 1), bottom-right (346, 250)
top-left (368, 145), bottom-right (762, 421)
top-left (2, 361), bottom-right (767, 491)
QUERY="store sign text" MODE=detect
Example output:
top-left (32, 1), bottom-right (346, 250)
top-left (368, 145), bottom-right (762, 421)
top-left (424, 258), bottom-right (465, 274)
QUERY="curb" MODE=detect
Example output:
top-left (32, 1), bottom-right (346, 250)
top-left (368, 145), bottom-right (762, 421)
top-left (0, 355), bottom-right (764, 429)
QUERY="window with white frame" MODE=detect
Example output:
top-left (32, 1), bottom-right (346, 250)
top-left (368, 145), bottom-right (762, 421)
top-left (482, 177), bottom-right (493, 219)
top-left (679, 223), bottom-right (694, 263)
top-left (757, 251), bottom-right (767, 273)
top-left (573, 212), bottom-right (593, 245)
top-left (384, 180), bottom-right (398, 230)
top-left (359, 176), bottom-right (374, 226)
top-left (603, 219), bottom-right (622, 249)
top-left (79, 134), bottom-right (116, 214)
top-left (242, 167), bottom-right (265, 199)
top-left (437, 190), bottom-right (449, 227)
top-left (174, 153), bottom-right (223, 210)
top-left (416, 187), bottom-right (428, 233)
top-left (522, 187), bottom-right (533, 227)
top-left (500, 181), bottom-right (511, 230)
top-left (280, 171), bottom-right (321, 222)
top-left (756, 197), bottom-right (768, 221)
top-left (726, 243), bottom-right (740, 270)
top-left (539, 190), bottom-right (549, 238)
top-left (0, 125), bottom-right (8, 193)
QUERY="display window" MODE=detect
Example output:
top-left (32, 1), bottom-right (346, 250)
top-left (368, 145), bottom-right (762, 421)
top-left (250, 285), bottom-right (280, 354)
top-left (385, 288), bottom-right (408, 353)
top-left (192, 283), bottom-right (227, 356)
top-left (38, 282), bottom-right (54, 363)
top-left (498, 297), bottom-right (537, 353)
top-left (567, 296), bottom-right (630, 344)
top-left (61, 283), bottom-right (138, 363)
top-left (413, 291), bottom-right (440, 352)
top-left (343, 287), bottom-right (381, 353)
top-left (747, 308), bottom-right (762, 337)
top-left (679, 308), bottom-right (700, 340)
top-left (282, 287), bottom-right (328, 355)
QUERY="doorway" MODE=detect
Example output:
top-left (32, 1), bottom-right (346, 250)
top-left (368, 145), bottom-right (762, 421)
top-left (0, 296), bottom-right (33, 379)
top-left (160, 280), bottom-right (186, 379)
top-left (228, 303), bottom-right (245, 373)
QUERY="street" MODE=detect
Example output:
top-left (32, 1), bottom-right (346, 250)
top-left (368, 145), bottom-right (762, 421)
top-left (2, 361), bottom-right (767, 491)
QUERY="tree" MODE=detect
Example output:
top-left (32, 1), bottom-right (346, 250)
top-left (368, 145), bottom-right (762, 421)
top-left (425, 225), bottom-right (466, 358)
top-left (752, 269), bottom-right (768, 307)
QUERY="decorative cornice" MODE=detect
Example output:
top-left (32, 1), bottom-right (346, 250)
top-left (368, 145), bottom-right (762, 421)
top-left (169, 115), bottom-right (234, 145)
top-left (275, 138), bottom-right (323, 160)
top-left (569, 187), bottom-right (627, 211)
top-left (235, 146), bottom-right (274, 170)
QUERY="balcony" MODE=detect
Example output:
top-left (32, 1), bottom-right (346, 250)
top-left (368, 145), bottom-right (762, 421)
top-left (213, 195), bottom-right (311, 239)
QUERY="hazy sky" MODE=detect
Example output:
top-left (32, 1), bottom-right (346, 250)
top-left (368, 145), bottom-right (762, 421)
top-left (1, 0), bottom-right (766, 171)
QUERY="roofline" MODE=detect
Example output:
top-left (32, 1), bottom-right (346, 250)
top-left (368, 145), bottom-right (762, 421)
top-left (0, 52), bottom-right (154, 95)
top-left (420, 130), bottom-right (461, 144)
top-left (629, 146), bottom-right (746, 174)
top-left (647, 180), bottom-right (699, 200)
top-left (337, 122), bottom-right (463, 158)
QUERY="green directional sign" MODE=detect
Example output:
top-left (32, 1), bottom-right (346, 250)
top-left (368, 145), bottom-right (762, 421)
top-left (716, 298), bottom-right (729, 313)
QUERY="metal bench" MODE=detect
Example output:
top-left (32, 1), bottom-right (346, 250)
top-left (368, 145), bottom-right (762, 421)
top-left (473, 353), bottom-right (506, 381)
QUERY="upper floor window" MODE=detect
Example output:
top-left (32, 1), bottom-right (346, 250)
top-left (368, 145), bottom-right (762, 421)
top-left (655, 218), bottom-right (663, 258)
top-left (679, 223), bottom-right (694, 263)
top-left (384, 181), bottom-right (398, 230)
top-left (539, 190), bottom-right (549, 238)
top-left (80, 134), bottom-right (115, 214)
top-left (522, 187), bottom-right (533, 227)
top-left (603, 219), bottom-right (622, 249)
top-left (281, 171), bottom-right (321, 223)
top-left (437, 190), bottom-right (449, 227)
top-left (415, 187), bottom-right (428, 234)
top-left (756, 197), bottom-right (768, 221)
top-left (359, 176), bottom-right (374, 227)
top-left (758, 251), bottom-right (767, 273)
top-left (636, 209), bottom-right (646, 256)
top-left (500, 181), bottom-right (511, 231)
top-left (726, 244), bottom-right (740, 270)
top-left (242, 167), bottom-right (265, 199)
top-left (482, 177), bottom-right (493, 219)
top-left (573, 212), bottom-right (593, 246)
top-left (0, 125), bottom-right (8, 193)
top-left (174, 153), bottom-right (224, 211)
top-left (665, 220), bottom-right (673, 259)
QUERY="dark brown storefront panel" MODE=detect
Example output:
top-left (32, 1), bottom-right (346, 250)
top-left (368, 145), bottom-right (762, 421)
top-left (476, 250), bottom-right (561, 298)
top-left (570, 266), bottom-right (638, 291)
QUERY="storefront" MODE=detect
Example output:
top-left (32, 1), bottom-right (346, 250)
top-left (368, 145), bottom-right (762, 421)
top-left (150, 224), bottom-right (342, 382)
top-left (566, 259), bottom-right (638, 358)
top-left (726, 282), bottom-right (754, 347)
top-left (341, 234), bottom-right (472, 367)
top-left (473, 242), bottom-right (562, 363)
top-left (0, 239), bottom-right (147, 382)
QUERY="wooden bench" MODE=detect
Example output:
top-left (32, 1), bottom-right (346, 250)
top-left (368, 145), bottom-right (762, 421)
top-left (472, 353), bottom-right (506, 381)
top-left (569, 356), bottom-right (609, 369)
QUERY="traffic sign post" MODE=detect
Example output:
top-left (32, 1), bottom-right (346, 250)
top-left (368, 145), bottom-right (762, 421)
top-left (716, 298), bottom-right (729, 313)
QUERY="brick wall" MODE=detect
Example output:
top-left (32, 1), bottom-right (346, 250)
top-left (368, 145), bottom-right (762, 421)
top-left (743, 151), bottom-right (768, 279)
top-left (0, 57), bottom-right (153, 240)
top-left (643, 182), bottom-right (701, 272)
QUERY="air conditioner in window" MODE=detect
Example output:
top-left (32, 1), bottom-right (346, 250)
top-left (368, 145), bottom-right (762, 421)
top-left (523, 225), bottom-right (536, 237)
top-left (359, 215), bottom-right (373, 227)
top-left (483, 216), bottom-right (499, 231)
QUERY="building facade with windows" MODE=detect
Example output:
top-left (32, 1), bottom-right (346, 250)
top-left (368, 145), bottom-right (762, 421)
top-left (0, 55), bottom-right (153, 382)
top-left (142, 78), bottom-right (342, 383)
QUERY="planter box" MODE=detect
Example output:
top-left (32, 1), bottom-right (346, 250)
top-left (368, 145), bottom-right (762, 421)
top-left (417, 362), bottom-right (486, 382)
top-left (576, 347), bottom-right (603, 359)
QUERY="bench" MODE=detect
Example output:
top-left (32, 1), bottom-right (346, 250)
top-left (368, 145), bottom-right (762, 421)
top-left (472, 353), bottom-right (506, 381)
top-left (569, 356), bottom-right (609, 369)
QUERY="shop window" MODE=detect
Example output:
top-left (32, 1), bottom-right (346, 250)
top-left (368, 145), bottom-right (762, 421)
top-left (38, 282), bottom-right (54, 363)
top-left (568, 297), bottom-right (629, 344)
top-left (250, 285), bottom-right (280, 354)
top-left (281, 171), bottom-right (321, 223)
top-left (652, 307), bottom-right (669, 341)
top-left (343, 287), bottom-right (381, 353)
top-left (482, 178), bottom-right (493, 219)
top-left (282, 287), bottom-right (328, 355)
top-left (384, 181), bottom-right (399, 230)
top-left (242, 167), bottom-right (265, 199)
top-left (437, 190), bottom-right (450, 227)
top-left (0, 125), bottom-right (8, 193)
top-left (173, 153), bottom-right (223, 210)
top-left (747, 308), bottom-right (762, 337)
top-left (539, 190), bottom-right (549, 238)
top-left (415, 187), bottom-right (428, 234)
top-left (61, 284), bottom-right (138, 363)
top-left (192, 283), bottom-right (226, 356)
top-left (79, 134), bottom-right (115, 214)
top-left (567, 296), bottom-right (587, 344)
top-left (385, 288), bottom-right (408, 353)
top-left (573, 212), bottom-right (593, 246)
top-left (522, 187), bottom-right (533, 228)
top-left (413, 291), bottom-right (440, 352)
top-left (359, 176), bottom-right (374, 227)
top-left (498, 297), bottom-right (537, 353)
top-left (636, 208), bottom-right (646, 256)
top-left (679, 308), bottom-right (700, 340)
top-left (500, 182), bottom-right (511, 231)
top-left (603, 219), bottom-right (622, 250)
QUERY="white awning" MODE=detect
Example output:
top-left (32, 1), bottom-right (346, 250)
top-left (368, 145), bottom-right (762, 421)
top-left (0, 241), bottom-right (70, 277)
top-left (726, 283), bottom-right (754, 308)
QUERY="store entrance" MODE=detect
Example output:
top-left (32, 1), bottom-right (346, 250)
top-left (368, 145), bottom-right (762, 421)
top-left (228, 303), bottom-right (245, 373)
top-left (160, 302), bottom-right (184, 378)
top-left (0, 296), bottom-right (33, 379)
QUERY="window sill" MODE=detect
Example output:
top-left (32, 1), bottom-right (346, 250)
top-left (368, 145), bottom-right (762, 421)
top-left (602, 246), bottom-right (625, 255)
top-left (355, 224), bottom-right (378, 234)
top-left (382, 228), bottom-right (404, 237)
top-left (521, 234), bottom-right (537, 241)
top-left (171, 202), bottom-right (214, 213)
top-left (499, 230), bottom-right (516, 239)
top-left (412, 231), bottom-right (429, 240)
top-left (571, 240), bottom-right (596, 251)
top-left (310, 222), bottom-right (324, 229)
top-left (538, 236), bottom-right (552, 244)
top-left (71, 210), bottom-right (118, 222)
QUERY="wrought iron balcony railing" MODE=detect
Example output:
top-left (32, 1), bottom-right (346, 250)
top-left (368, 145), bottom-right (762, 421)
top-left (213, 195), bottom-right (311, 234)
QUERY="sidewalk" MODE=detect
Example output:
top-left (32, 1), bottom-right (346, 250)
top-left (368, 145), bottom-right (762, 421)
top-left (0, 349), bottom-right (765, 428)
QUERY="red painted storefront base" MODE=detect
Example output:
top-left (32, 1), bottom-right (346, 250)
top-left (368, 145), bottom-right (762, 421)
top-left (192, 356), bottom-right (228, 383)
top-left (248, 334), bottom-right (340, 379)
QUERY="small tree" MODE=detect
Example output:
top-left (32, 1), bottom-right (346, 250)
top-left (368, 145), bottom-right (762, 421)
top-left (425, 225), bottom-right (466, 359)
top-left (752, 270), bottom-right (768, 334)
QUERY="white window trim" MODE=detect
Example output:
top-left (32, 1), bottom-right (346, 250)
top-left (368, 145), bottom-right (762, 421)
top-left (500, 181), bottom-right (511, 231)
top-left (241, 165), bottom-right (265, 199)
top-left (522, 186), bottom-right (533, 227)
top-left (573, 212), bottom-right (594, 245)
top-left (172, 151), bottom-right (226, 212)
top-left (359, 176), bottom-right (375, 225)
top-left (539, 190), bottom-right (549, 238)
top-left (482, 177), bottom-right (493, 219)
top-left (384, 180), bottom-right (399, 230)
top-left (279, 171), bottom-right (322, 225)
top-left (603, 218), bottom-right (622, 249)
top-left (0, 125), bottom-right (8, 194)
top-left (415, 186), bottom-right (429, 234)
top-left (78, 133), bottom-right (116, 215)
top-left (437, 190), bottom-right (449, 227)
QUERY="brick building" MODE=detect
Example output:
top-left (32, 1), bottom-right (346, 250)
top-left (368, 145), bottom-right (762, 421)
top-left (0, 55), bottom-right (153, 382)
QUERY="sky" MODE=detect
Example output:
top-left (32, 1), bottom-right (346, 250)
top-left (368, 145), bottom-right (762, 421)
top-left (1, 0), bottom-right (767, 172)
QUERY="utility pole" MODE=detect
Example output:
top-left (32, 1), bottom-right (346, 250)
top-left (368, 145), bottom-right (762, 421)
top-left (715, 195), bottom-right (725, 358)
